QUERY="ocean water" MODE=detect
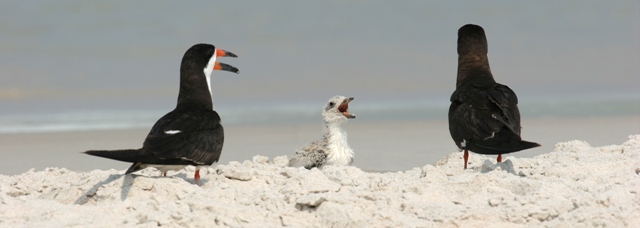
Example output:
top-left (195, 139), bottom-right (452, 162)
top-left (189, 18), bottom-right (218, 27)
top-left (1, 1), bottom-right (639, 133)
top-left (0, 95), bottom-right (638, 134)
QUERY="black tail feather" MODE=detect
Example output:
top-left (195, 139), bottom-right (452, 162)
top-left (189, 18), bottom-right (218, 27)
top-left (472, 140), bottom-right (540, 154)
top-left (83, 149), bottom-right (144, 163)
top-left (125, 162), bottom-right (143, 174)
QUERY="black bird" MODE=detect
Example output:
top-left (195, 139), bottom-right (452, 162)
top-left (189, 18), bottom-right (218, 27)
top-left (84, 43), bottom-right (239, 184)
top-left (448, 24), bottom-right (540, 169)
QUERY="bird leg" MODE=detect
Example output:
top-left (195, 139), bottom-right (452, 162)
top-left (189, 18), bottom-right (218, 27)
top-left (463, 150), bottom-right (469, 170)
top-left (194, 170), bottom-right (201, 185)
top-left (163, 172), bottom-right (167, 177)
top-left (497, 154), bottom-right (502, 163)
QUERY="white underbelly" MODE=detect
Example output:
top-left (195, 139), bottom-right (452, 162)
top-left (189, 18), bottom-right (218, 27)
top-left (142, 164), bottom-right (187, 174)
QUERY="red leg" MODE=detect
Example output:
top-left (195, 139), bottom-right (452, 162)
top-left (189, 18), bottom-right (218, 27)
top-left (497, 154), bottom-right (502, 163)
top-left (163, 172), bottom-right (167, 177)
top-left (194, 170), bottom-right (201, 185)
top-left (463, 150), bottom-right (469, 170)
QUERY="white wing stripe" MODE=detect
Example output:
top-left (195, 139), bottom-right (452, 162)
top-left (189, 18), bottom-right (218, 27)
top-left (165, 130), bottom-right (182, 134)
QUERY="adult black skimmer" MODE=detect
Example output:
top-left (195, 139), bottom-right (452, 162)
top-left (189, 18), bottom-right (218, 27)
top-left (448, 24), bottom-right (540, 169)
top-left (84, 43), bottom-right (239, 184)
top-left (288, 96), bottom-right (356, 169)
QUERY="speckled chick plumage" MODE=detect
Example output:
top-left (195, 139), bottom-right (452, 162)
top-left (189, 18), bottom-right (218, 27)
top-left (288, 96), bottom-right (356, 169)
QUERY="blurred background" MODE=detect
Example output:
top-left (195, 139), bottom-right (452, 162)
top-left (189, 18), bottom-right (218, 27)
top-left (0, 1), bottom-right (638, 174)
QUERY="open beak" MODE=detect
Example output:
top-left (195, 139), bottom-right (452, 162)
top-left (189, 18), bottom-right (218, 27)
top-left (216, 49), bottom-right (238, 58)
top-left (338, 97), bottom-right (355, 119)
top-left (213, 48), bottom-right (239, 73)
top-left (214, 62), bottom-right (239, 74)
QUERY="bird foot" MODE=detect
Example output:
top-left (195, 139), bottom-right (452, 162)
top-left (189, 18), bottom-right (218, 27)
top-left (463, 150), bottom-right (469, 170)
top-left (194, 170), bottom-right (200, 185)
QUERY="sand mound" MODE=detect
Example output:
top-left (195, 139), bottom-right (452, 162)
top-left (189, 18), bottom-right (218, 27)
top-left (1, 136), bottom-right (639, 227)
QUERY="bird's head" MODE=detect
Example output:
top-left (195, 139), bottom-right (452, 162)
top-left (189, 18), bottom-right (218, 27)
top-left (322, 96), bottom-right (355, 123)
top-left (179, 43), bottom-right (239, 97)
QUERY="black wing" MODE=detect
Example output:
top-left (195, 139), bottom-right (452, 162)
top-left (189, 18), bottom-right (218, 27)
top-left (140, 108), bottom-right (224, 165)
top-left (486, 83), bottom-right (521, 135)
top-left (449, 82), bottom-right (529, 154)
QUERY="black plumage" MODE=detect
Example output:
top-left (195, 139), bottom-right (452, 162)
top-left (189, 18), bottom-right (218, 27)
top-left (84, 43), bottom-right (239, 184)
top-left (448, 24), bottom-right (540, 169)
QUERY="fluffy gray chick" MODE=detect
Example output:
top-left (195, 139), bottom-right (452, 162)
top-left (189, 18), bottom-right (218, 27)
top-left (288, 96), bottom-right (356, 169)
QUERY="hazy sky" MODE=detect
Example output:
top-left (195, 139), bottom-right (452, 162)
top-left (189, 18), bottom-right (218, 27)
top-left (1, 1), bottom-right (638, 114)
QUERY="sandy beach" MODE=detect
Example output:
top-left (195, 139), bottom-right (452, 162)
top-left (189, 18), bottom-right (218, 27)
top-left (1, 134), bottom-right (638, 227)
top-left (0, 115), bottom-right (638, 175)
top-left (1, 1), bottom-right (638, 227)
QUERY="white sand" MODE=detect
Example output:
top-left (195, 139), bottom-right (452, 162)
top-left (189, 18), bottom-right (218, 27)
top-left (1, 136), bottom-right (639, 227)
top-left (2, 115), bottom-right (639, 175)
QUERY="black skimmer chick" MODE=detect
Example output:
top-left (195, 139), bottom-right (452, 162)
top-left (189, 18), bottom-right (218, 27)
top-left (84, 43), bottom-right (239, 184)
top-left (288, 96), bottom-right (356, 169)
top-left (448, 24), bottom-right (540, 169)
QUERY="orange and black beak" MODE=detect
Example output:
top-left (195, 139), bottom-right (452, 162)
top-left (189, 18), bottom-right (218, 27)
top-left (338, 97), bottom-right (355, 119)
top-left (214, 49), bottom-right (239, 73)
top-left (216, 49), bottom-right (238, 58)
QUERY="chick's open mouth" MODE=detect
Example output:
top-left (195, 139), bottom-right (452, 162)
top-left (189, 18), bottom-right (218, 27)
top-left (338, 98), bottom-right (355, 118)
top-left (338, 103), bottom-right (348, 113)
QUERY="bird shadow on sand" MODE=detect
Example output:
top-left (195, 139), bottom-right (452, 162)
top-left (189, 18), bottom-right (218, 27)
top-left (479, 159), bottom-right (518, 175)
top-left (74, 173), bottom-right (136, 205)
top-left (74, 172), bottom-right (207, 205)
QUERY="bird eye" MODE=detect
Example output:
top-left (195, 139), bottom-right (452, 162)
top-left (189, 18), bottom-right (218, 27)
top-left (329, 102), bottom-right (335, 107)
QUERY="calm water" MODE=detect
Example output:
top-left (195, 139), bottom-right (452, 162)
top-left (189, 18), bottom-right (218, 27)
top-left (0, 96), bottom-right (638, 134)
top-left (0, 1), bottom-right (639, 133)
